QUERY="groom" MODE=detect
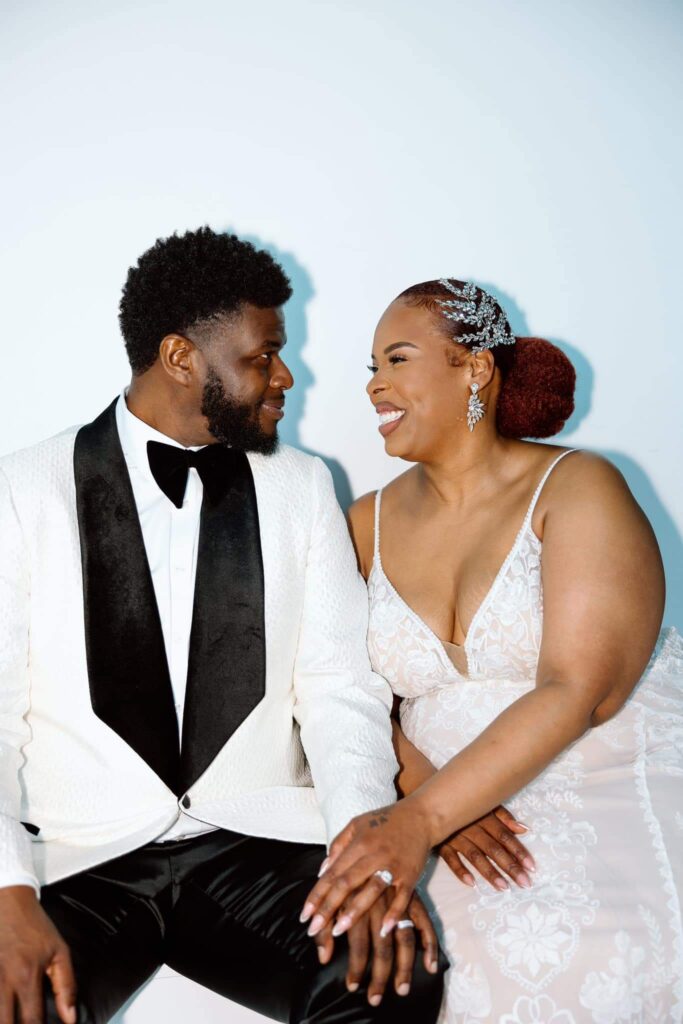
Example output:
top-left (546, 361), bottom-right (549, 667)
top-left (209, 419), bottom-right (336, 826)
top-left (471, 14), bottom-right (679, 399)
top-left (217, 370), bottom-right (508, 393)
top-left (0, 228), bottom-right (444, 1023)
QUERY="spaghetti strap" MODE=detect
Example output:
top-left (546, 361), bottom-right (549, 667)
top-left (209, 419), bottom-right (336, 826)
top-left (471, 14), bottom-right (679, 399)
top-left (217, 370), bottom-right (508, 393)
top-left (373, 488), bottom-right (383, 561)
top-left (524, 448), bottom-right (578, 525)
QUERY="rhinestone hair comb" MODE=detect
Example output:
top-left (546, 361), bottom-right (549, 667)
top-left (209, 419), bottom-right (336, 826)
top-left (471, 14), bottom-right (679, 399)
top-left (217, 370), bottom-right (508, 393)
top-left (437, 279), bottom-right (516, 353)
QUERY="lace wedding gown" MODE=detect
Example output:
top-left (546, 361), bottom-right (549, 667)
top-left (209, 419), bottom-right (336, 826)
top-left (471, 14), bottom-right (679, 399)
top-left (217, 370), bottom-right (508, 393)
top-left (367, 451), bottom-right (683, 1023)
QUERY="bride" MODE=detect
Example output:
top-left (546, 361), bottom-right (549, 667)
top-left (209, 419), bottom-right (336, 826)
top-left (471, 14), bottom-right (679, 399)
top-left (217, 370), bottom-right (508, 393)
top-left (302, 280), bottom-right (683, 1022)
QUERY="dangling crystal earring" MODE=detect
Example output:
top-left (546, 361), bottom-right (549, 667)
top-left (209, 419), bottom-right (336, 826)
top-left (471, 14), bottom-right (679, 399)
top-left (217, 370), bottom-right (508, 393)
top-left (467, 382), bottom-right (486, 431)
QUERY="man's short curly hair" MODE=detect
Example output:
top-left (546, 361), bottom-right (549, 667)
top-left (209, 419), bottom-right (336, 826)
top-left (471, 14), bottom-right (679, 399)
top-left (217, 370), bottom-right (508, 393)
top-left (119, 227), bottom-right (292, 375)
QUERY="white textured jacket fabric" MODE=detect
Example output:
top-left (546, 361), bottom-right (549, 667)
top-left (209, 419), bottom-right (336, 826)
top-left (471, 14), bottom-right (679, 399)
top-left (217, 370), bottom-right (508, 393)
top-left (0, 426), bottom-right (397, 889)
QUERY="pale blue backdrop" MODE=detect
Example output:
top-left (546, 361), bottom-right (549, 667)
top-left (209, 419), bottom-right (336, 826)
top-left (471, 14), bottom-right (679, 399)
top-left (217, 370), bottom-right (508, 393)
top-left (1, 2), bottom-right (681, 1020)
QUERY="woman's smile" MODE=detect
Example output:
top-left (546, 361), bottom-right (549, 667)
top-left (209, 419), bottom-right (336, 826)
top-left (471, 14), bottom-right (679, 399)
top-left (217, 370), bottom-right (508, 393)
top-left (375, 402), bottom-right (406, 436)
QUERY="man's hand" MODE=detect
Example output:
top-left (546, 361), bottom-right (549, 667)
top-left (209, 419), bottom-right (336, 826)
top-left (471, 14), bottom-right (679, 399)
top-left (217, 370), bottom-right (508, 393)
top-left (438, 805), bottom-right (535, 891)
top-left (311, 890), bottom-right (439, 1006)
top-left (0, 886), bottom-right (76, 1024)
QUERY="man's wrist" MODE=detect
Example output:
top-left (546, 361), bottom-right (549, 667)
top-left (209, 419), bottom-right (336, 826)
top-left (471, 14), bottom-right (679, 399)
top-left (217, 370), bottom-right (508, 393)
top-left (0, 883), bottom-right (40, 903)
top-left (0, 878), bottom-right (40, 899)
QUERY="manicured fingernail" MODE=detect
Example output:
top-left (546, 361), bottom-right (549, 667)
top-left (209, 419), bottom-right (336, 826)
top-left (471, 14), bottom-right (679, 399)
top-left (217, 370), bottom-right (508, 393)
top-left (494, 877), bottom-right (508, 891)
top-left (379, 919), bottom-right (396, 938)
top-left (332, 914), bottom-right (353, 937)
top-left (318, 857), bottom-right (330, 877)
top-left (522, 856), bottom-right (536, 872)
top-left (347, 981), bottom-right (359, 992)
top-left (397, 982), bottom-right (410, 996)
top-left (517, 873), bottom-right (532, 889)
top-left (308, 914), bottom-right (325, 937)
top-left (66, 1010), bottom-right (77, 1024)
top-left (463, 872), bottom-right (476, 887)
top-left (318, 946), bottom-right (330, 964)
top-left (300, 901), bottom-right (315, 924)
top-left (429, 960), bottom-right (439, 974)
top-left (369, 994), bottom-right (382, 1006)
top-left (517, 822), bottom-right (532, 832)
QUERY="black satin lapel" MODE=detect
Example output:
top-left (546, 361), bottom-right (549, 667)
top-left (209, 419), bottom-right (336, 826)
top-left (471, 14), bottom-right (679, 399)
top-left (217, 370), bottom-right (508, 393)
top-left (179, 452), bottom-right (266, 793)
top-left (74, 399), bottom-right (180, 794)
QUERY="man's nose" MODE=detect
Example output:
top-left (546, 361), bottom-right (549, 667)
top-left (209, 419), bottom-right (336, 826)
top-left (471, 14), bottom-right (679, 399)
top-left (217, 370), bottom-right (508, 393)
top-left (271, 357), bottom-right (294, 390)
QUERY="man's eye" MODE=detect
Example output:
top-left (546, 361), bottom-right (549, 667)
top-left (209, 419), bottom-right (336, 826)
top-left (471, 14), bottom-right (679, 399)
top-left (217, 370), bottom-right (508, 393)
top-left (259, 353), bottom-right (273, 363)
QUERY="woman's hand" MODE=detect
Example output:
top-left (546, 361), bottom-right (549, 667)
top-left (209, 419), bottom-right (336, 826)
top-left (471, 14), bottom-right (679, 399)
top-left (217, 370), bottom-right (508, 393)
top-left (300, 798), bottom-right (434, 940)
top-left (439, 806), bottom-right (535, 890)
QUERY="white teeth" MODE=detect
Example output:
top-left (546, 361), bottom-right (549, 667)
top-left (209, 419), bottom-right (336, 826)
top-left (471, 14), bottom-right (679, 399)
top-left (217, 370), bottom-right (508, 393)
top-left (378, 409), bottom-right (405, 426)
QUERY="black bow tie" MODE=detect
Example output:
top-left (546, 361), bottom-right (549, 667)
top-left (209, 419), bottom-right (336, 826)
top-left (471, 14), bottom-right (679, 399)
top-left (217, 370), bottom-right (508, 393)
top-left (147, 440), bottom-right (237, 509)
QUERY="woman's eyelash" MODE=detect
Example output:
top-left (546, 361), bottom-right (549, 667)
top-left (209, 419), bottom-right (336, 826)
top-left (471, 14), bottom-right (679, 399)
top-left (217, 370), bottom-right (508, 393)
top-left (367, 355), bottom-right (407, 374)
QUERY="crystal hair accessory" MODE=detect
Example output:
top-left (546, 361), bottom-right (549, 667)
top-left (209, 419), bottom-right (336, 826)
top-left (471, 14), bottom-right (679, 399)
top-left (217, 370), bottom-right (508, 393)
top-left (437, 279), bottom-right (516, 353)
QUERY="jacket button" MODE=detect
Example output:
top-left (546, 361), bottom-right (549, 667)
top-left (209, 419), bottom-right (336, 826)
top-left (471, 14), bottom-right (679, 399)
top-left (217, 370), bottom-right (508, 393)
top-left (182, 795), bottom-right (191, 809)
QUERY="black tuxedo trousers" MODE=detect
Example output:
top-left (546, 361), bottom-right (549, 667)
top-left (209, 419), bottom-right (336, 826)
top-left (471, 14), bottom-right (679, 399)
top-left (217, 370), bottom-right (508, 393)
top-left (40, 829), bottom-right (445, 1023)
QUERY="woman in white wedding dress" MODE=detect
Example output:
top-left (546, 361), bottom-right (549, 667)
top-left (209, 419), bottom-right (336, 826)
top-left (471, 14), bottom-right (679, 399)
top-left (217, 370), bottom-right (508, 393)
top-left (302, 280), bottom-right (683, 1022)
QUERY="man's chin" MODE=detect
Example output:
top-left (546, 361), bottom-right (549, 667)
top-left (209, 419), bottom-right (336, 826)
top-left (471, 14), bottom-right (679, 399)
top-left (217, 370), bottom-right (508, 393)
top-left (252, 430), bottom-right (279, 456)
top-left (208, 422), bottom-right (279, 456)
top-left (250, 414), bottom-right (280, 455)
top-left (201, 382), bottom-right (280, 455)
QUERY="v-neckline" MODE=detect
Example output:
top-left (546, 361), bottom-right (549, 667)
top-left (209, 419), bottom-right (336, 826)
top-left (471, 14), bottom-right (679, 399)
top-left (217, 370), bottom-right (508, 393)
top-left (372, 511), bottom-right (536, 678)
top-left (371, 450), bottom-right (577, 677)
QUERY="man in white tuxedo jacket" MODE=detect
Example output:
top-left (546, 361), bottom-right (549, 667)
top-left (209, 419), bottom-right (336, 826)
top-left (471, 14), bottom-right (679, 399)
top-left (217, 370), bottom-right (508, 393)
top-left (0, 229), bottom-right (444, 1023)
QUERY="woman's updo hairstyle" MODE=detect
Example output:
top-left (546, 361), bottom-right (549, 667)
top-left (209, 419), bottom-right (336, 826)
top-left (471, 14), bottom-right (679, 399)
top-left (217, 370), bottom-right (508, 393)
top-left (397, 279), bottom-right (576, 439)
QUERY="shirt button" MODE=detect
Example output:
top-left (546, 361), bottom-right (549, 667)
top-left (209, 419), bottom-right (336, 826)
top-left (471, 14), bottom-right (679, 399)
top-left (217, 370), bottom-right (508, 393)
top-left (182, 795), bottom-right (191, 809)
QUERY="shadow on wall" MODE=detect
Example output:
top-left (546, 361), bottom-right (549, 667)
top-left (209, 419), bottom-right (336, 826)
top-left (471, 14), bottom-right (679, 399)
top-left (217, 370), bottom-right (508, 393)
top-left (481, 281), bottom-right (683, 633)
top-left (239, 232), bottom-right (354, 511)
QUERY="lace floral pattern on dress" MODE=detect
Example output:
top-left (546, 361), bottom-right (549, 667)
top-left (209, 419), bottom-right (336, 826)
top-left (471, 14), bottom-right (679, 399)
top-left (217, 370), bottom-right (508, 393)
top-left (367, 452), bottom-right (683, 1022)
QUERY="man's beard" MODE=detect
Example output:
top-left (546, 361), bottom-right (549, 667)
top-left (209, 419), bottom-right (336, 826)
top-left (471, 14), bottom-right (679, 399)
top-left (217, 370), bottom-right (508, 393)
top-left (201, 368), bottom-right (279, 455)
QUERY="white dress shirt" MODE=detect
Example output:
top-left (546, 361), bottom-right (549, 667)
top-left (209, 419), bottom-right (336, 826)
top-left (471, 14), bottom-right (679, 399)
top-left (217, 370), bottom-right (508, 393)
top-left (115, 392), bottom-right (216, 842)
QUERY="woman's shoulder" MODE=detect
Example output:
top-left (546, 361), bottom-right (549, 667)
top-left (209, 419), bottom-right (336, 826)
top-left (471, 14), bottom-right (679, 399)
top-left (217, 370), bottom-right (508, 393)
top-left (347, 489), bottom-right (377, 537)
top-left (532, 445), bottom-right (646, 535)
top-left (348, 470), bottom-right (416, 577)
top-left (348, 468), bottom-right (416, 519)
top-left (347, 491), bottom-right (377, 579)
top-left (538, 447), bottom-right (631, 500)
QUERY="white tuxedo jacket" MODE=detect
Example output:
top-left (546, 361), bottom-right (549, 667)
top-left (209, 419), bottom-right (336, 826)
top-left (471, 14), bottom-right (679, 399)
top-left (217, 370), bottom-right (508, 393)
top-left (0, 400), bottom-right (398, 889)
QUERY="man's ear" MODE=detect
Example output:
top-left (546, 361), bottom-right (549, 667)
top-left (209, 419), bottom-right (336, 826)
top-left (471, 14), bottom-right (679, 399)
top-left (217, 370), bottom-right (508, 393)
top-left (158, 333), bottom-right (200, 388)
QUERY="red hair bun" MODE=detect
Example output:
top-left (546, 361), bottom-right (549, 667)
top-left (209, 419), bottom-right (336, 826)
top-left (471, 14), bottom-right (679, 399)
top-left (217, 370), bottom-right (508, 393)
top-left (497, 337), bottom-right (576, 439)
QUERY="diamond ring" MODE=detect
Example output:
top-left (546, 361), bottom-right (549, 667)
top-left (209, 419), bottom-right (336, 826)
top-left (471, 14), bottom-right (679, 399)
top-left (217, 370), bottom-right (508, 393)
top-left (397, 919), bottom-right (415, 930)
top-left (374, 869), bottom-right (394, 886)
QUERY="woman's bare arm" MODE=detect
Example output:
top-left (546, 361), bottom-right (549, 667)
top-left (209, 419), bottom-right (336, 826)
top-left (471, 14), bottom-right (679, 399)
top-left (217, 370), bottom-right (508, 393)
top-left (390, 707), bottom-right (434, 797)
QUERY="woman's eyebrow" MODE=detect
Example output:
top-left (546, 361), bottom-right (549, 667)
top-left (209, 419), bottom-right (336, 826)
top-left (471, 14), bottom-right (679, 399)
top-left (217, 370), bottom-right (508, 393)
top-left (383, 341), bottom-right (419, 355)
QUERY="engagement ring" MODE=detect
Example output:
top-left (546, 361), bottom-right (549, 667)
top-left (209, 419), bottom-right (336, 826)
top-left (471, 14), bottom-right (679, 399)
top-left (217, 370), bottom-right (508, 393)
top-left (374, 869), bottom-right (394, 886)
top-left (397, 919), bottom-right (415, 930)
